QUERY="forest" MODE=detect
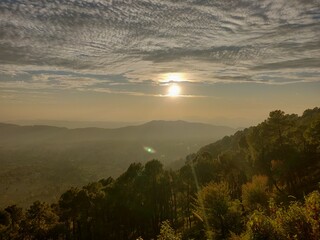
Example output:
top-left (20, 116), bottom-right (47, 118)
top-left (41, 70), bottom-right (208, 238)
top-left (0, 107), bottom-right (319, 240)
top-left (0, 121), bottom-right (234, 207)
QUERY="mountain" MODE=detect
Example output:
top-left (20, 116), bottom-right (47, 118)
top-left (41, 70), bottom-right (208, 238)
top-left (113, 120), bottom-right (234, 140)
top-left (1, 109), bottom-right (320, 239)
top-left (0, 120), bottom-right (234, 146)
top-left (0, 120), bottom-right (235, 207)
top-left (6, 120), bottom-right (139, 129)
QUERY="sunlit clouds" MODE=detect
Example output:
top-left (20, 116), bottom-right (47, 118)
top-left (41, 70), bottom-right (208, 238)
top-left (0, 0), bottom-right (319, 92)
top-left (160, 73), bottom-right (186, 83)
top-left (0, 0), bottom-right (319, 125)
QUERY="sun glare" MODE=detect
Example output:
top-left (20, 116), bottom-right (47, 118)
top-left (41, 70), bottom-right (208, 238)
top-left (160, 72), bottom-right (185, 83)
top-left (167, 73), bottom-right (183, 82)
top-left (168, 84), bottom-right (181, 97)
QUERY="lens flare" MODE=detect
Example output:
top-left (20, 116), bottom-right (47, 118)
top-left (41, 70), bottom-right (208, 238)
top-left (143, 146), bottom-right (156, 154)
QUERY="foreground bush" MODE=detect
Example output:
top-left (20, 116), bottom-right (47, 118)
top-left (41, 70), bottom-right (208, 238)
top-left (242, 190), bottom-right (320, 240)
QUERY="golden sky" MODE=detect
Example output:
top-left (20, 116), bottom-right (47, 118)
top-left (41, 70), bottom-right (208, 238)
top-left (0, 0), bottom-right (319, 127)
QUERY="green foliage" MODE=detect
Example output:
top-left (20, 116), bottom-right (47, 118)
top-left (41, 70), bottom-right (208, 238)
top-left (157, 221), bottom-right (181, 240)
top-left (305, 191), bottom-right (320, 239)
top-left (243, 108), bottom-right (320, 197)
top-left (246, 211), bottom-right (279, 240)
top-left (243, 190), bottom-right (320, 240)
top-left (275, 203), bottom-right (313, 240)
top-left (21, 201), bottom-right (60, 240)
top-left (242, 175), bottom-right (270, 211)
top-left (3, 205), bottom-right (23, 240)
top-left (304, 119), bottom-right (320, 147)
top-left (195, 182), bottom-right (244, 240)
top-left (0, 121), bottom-right (230, 208)
top-left (1, 108), bottom-right (320, 240)
top-left (0, 210), bottom-right (11, 239)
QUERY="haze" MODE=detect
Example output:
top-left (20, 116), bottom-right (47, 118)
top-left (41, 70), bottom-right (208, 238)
top-left (0, 0), bottom-right (319, 127)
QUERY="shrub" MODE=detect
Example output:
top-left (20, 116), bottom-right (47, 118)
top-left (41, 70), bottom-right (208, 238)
top-left (242, 175), bottom-right (270, 211)
top-left (245, 211), bottom-right (280, 240)
top-left (195, 182), bottom-right (244, 240)
top-left (275, 203), bottom-right (313, 240)
top-left (304, 191), bottom-right (320, 239)
top-left (157, 221), bottom-right (181, 240)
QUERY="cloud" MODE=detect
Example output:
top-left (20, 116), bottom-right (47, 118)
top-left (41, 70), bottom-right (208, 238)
top-left (0, 0), bottom-right (319, 95)
top-left (252, 58), bottom-right (320, 70)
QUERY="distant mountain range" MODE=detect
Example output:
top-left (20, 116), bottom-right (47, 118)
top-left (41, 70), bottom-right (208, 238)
top-left (0, 120), bottom-right (235, 146)
top-left (5, 120), bottom-right (139, 129)
top-left (0, 120), bottom-right (236, 207)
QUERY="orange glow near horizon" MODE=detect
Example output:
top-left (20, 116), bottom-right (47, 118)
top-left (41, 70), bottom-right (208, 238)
top-left (160, 72), bottom-right (185, 83)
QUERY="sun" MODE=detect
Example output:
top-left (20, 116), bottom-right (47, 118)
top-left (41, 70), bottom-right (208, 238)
top-left (167, 84), bottom-right (181, 97)
top-left (167, 73), bottom-right (183, 82)
top-left (160, 72), bottom-right (185, 83)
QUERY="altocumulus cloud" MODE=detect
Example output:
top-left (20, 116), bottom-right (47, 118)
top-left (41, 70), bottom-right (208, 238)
top-left (0, 0), bottom-right (319, 95)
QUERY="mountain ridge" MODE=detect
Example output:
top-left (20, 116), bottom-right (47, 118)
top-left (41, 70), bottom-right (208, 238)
top-left (0, 119), bottom-right (236, 207)
top-left (0, 120), bottom-right (235, 145)
top-left (0, 119), bottom-right (233, 131)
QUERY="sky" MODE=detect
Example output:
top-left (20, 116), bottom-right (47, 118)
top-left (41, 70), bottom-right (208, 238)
top-left (0, 0), bottom-right (319, 127)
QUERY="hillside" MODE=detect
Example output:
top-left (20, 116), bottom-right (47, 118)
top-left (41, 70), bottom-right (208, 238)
top-left (0, 120), bottom-right (235, 207)
top-left (0, 120), bottom-right (234, 144)
top-left (0, 108), bottom-right (319, 240)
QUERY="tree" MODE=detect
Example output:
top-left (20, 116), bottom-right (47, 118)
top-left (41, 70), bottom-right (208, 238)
top-left (0, 210), bottom-right (11, 240)
top-left (304, 191), bottom-right (320, 240)
top-left (304, 119), bottom-right (320, 148)
top-left (141, 160), bottom-right (171, 238)
top-left (4, 205), bottom-right (23, 229)
top-left (157, 221), bottom-right (181, 240)
top-left (178, 164), bottom-right (197, 230)
top-left (4, 205), bottom-right (23, 240)
top-left (22, 201), bottom-right (59, 240)
top-left (242, 175), bottom-right (270, 211)
top-left (245, 211), bottom-right (278, 240)
top-left (195, 182), bottom-right (243, 240)
top-left (59, 187), bottom-right (80, 240)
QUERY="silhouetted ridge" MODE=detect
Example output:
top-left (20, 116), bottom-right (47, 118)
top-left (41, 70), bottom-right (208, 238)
top-left (0, 120), bottom-right (235, 144)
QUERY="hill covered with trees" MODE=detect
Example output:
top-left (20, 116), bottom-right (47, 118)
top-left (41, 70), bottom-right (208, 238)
top-left (0, 108), bottom-right (319, 240)
top-left (0, 121), bottom-right (235, 207)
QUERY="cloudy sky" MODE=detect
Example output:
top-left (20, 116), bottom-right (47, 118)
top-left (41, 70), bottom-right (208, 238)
top-left (0, 0), bottom-right (319, 127)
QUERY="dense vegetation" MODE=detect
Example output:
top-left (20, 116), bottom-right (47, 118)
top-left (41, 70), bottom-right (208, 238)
top-left (0, 108), bottom-right (319, 240)
top-left (0, 121), bottom-right (234, 207)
